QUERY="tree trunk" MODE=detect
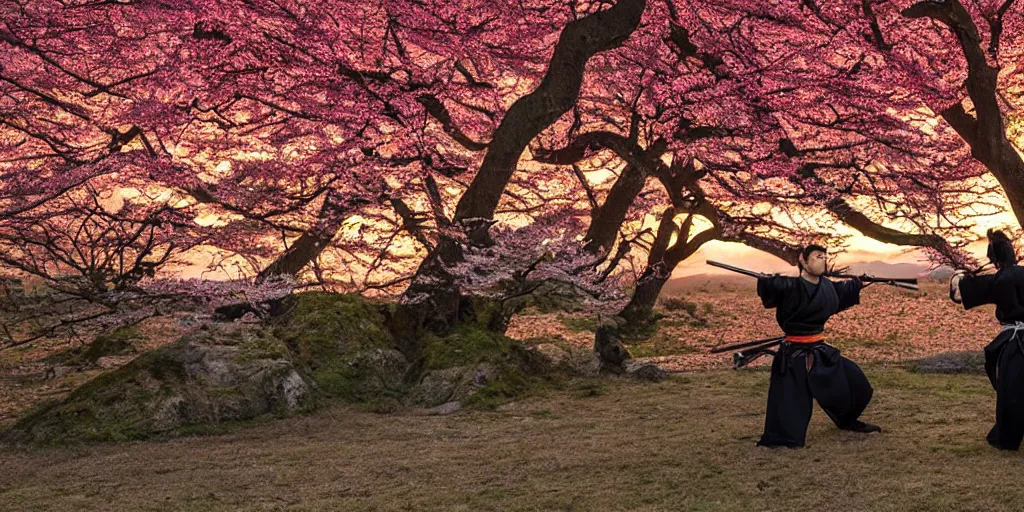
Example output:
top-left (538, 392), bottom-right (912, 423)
top-left (451, 0), bottom-right (648, 223)
top-left (619, 268), bottom-right (673, 326)
top-left (256, 190), bottom-right (357, 283)
top-left (583, 162), bottom-right (648, 254)
top-left (904, 0), bottom-right (1024, 227)
top-left (392, 0), bottom-right (648, 355)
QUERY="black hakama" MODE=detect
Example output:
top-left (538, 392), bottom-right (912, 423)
top-left (959, 265), bottom-right (1024, 450)
top-left (755, 275), bottom-right (876, 447)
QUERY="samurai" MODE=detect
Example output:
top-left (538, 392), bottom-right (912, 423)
top-left (755, 244), bottom-right (882, 448)
top-left (950, 229), bottom-right (1024, 451)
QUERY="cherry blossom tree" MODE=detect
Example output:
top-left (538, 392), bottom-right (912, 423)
top-left (523, 0), bottom-right (989, 348)
top-left (1, 0), bottom-right (1016, 360)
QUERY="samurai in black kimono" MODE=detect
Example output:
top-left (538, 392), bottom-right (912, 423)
top-left (755, 244), bottom-right (881, 448)
top-left (951, 229), bottom-right (1024, 450)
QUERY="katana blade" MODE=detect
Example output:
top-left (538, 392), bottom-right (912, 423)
top-left (706, 260), bottom-right (771, 280)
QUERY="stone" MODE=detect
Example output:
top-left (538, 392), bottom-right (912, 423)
top-left (430, 401), bottom-right (463, 415)
top-left (528, 343), bottom-right (570, 369)
top-left (412, 363), bottom-right (495, 408)
top-left (623, 360), bottom-right (667, 382)
top-left (7, 324), bottom-right (312, 444)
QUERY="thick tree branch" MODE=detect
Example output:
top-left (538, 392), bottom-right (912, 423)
top-left (903, 0), bottom-right (1024, 226)
top-left (452, 0), bottom-right (647, 222)
top-left (416, 95), bottom-right (488, 151)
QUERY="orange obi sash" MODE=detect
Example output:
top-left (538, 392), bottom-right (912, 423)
top-left (784, 333), bottom-right (825, 344)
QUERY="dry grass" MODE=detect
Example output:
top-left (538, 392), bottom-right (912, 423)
top-left (1, 279), bottom-right (1016, 510)
top-left (2, 366), bottom-right (1022, 511)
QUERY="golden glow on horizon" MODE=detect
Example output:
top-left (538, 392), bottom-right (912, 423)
top-left (90, 99), bottom-right (1024, 285)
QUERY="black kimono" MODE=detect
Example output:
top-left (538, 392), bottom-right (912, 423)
top-left (958, 265), bottom-right (1024, 450)
top-left (755, 275), bottom-right (874, 447)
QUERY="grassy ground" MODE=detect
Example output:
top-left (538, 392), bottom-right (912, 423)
top-left (2, 365), bottom-right (1021, 512)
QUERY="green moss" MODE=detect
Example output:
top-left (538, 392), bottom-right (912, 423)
top-left (229, 328), bottom-right (289, 363)
top-left (465, 296), bottom-right (509, 330)
top-left (272, 292), bottom-right (392, 355)
top-left (46, 325), bottom-right (146, 366)
top-left (422, 323), bottom-right (518, 371)
top-left (420, 323), bottom-right (557, 410)
top-left (270, 292), bottom-right (395, 399)
top-left (556, 314), bottom-right (599, 333)
top-left (9, 349), bottom-right (181, 444)
top-left (464, 361), bottom-right (552, 410)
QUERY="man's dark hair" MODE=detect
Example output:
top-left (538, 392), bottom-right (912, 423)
top-left (797, 244), bottom-right (827, 270)
top-left (987, 229), bottom-right (1017, 269)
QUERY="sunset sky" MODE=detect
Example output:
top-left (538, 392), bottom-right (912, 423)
top-left (676, 212), bottom-right (1017, 278)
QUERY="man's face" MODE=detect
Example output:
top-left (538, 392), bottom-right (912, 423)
top-left (801, 250), bottom-right (828, 276)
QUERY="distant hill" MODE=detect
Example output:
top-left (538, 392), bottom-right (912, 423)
top-left (661, 274), bottom-right (756, 295)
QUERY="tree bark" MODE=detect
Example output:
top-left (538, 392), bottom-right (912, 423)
top-left (618, 213), bottom-right (718, 326)
top-left (451, 0), bottom-right (648, 223)
top-left (256, 190), bottom-right (363, 282)
top-left (392, 0), bottom-right (649, 357)
top-left (904, 0), bottom-right (1024, 227)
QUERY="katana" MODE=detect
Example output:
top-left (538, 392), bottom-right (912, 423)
top-left (824, 272), bottom-right (919, 291)
top-left (706, 259), bottom-right (920, 291)
top-left (706, 260), bottom-right (771, 280)
top-left (709, 335), bottom-right (786, 354)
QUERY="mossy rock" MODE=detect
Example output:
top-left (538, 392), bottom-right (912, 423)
top-left (270, 293), bottom-right (546, 409)
top-left (46, 325), bottom-right (147, 366)
top-left (417, 323), bottom-right (556, 409)
top-left (465, 362), bottom-right (550, 410)
top-left (622, 360), bottom-right (667, 382)
top-left (270, 292), bottom-right (407, 401)
top-left (5, 324), bottom-right (311, 445)
top-left (421, 323), bottom-right (519, 371)
top-left (412, 363), bottom-right (496, 407)
top-left (7, 291), bottom-right (602, 444)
